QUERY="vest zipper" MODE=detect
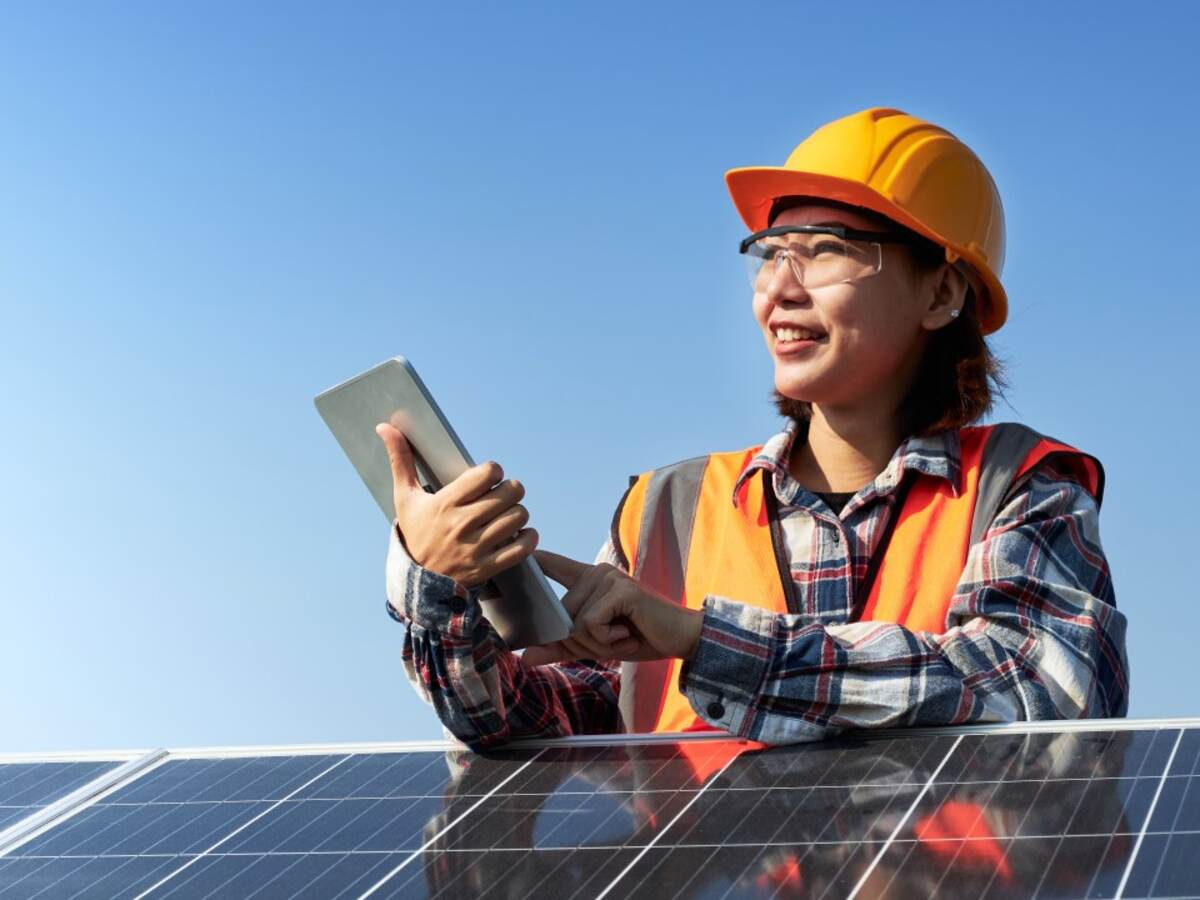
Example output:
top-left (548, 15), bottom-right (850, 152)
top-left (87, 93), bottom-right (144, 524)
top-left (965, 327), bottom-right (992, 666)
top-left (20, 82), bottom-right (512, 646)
top-left (761, 468), bottom-right (801, 615)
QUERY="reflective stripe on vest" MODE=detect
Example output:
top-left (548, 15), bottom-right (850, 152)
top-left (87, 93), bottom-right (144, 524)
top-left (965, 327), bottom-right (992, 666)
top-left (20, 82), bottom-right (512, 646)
top-left (612, 423), bottom-right (1104, 734)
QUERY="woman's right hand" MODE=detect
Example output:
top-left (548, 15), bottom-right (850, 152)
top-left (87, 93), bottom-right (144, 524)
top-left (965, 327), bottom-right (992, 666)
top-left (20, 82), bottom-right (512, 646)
top-left (375, 423), bottom-right (538, 589)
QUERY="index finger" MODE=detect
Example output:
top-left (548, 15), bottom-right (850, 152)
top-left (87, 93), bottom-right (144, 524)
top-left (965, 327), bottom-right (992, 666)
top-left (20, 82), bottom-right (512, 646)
top-left (534, 549), bottom-right (590, 589)
top-left (558, 571), bottom-right (605, 619)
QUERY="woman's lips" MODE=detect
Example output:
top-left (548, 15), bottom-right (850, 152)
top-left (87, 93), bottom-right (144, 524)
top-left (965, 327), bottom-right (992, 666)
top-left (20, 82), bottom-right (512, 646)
top-left (774, 336), bottom-right (826, 356)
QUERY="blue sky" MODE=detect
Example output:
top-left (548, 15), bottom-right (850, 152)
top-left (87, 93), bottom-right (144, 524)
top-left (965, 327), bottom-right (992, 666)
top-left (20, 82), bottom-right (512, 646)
top-left (3, 2), bottom-right (1197, 753)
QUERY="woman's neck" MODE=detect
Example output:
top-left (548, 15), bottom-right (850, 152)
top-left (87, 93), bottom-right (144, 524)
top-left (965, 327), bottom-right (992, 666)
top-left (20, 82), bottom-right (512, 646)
top-left (787, 406), bottom-right (905, 494)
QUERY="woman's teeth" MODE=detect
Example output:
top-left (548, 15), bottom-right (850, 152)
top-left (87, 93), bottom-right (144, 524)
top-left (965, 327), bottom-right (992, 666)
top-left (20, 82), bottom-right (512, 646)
top-left (775, 327), bottom-right (822, 342)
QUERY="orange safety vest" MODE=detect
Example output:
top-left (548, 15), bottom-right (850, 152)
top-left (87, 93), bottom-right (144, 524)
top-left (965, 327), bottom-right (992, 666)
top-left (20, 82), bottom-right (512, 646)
top-left (611, 423), bottom-right (1103, 734)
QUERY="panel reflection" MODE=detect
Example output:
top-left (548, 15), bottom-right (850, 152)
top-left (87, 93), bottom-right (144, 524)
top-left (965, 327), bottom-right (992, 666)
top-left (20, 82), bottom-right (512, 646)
top-left (395, 729), bottom-right (1188, 900)
top-left (399, 740), bottom-right (742, 899)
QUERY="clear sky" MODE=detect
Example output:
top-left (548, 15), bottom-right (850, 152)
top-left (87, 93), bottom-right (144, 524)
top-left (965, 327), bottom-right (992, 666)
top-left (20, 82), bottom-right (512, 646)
top-left (3, 2), bottom-right (1197, 753)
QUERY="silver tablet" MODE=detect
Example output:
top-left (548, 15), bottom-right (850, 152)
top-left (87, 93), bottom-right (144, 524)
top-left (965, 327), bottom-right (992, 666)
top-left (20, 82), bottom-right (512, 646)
top-left (314, 357), bottom-right (573, 649)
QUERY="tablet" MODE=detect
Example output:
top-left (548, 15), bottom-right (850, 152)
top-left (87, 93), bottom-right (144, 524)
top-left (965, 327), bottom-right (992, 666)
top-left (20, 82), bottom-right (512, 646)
top-left (314, 357), bottom-right (573, 649)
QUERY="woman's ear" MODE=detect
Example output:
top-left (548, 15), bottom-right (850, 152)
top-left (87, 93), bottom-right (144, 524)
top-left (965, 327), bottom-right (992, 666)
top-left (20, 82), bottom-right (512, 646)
top-left (921, 263), bottom-right (969, 330)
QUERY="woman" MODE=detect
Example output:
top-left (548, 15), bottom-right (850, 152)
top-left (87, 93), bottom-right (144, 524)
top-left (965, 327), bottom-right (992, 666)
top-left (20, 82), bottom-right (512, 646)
top-left (376, 107), bottom-right (1129, 749)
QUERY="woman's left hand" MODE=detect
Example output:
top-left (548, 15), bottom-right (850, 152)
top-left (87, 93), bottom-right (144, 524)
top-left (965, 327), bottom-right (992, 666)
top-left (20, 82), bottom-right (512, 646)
top-left (521, 549), bottom-right (704, 666)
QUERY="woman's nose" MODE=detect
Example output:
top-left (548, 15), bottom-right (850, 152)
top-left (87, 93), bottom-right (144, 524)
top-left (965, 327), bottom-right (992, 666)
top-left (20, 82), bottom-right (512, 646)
top-left (764, 255), bottom-right (809, 305)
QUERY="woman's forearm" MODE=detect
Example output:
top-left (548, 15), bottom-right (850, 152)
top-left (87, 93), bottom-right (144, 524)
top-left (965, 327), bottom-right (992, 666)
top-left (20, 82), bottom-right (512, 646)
top-left (386, 525), bottom-right (622, 749)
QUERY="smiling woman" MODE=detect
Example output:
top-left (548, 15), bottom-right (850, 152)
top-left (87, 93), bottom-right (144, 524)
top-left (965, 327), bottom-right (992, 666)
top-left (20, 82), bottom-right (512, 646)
top-left (755, 197), bottom-right (1004, 440)
top-left (379, 107), bottom-right (1129, 749)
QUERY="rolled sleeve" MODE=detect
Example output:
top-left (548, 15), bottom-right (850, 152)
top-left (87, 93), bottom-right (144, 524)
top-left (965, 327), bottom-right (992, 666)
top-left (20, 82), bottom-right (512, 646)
top-left (383, 522), bottom-right (624, 749)
top-left (385, 522), bottom-right (482, 639)
top-left (679, 596), bottom-right (780, 737)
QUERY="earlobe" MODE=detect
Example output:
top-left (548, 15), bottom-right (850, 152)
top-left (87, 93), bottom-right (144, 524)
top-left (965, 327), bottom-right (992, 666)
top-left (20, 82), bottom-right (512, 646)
top-left (923, 264), bottom-right (969, 329)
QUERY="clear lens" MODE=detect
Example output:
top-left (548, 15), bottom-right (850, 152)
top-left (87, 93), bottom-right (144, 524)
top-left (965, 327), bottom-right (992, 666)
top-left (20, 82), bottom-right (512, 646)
top-left (744, 231), bottom-right (883, 291)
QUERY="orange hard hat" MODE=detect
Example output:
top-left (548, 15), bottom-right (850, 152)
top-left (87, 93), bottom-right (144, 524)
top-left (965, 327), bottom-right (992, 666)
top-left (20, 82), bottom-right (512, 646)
top-left (725, 107), bottom-right (1008, 334)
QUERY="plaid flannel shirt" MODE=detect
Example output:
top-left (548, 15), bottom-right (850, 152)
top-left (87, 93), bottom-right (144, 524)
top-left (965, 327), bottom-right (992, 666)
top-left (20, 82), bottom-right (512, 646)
top-left (385, 420), bottom-right (1129, 750)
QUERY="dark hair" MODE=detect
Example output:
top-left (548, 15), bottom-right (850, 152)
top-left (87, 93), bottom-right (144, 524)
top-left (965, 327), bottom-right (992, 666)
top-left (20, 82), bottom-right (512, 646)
top-left (765, 196), bottom-right (1007, 437)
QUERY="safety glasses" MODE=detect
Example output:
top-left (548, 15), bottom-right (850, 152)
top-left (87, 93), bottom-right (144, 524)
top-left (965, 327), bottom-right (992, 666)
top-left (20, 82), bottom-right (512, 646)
top-left (739, 225), bottom-right (922, 292)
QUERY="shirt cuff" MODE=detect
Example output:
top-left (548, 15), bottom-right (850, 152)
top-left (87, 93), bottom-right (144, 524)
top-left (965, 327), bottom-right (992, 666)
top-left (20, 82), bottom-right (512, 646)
top-left (678, 595), bottom-right (776, 736)
top-left (386, 521), bottom-right (482, 638)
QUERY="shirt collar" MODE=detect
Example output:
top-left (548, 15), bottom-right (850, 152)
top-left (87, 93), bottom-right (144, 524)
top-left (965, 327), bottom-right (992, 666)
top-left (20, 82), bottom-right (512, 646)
top-left (731, 418), bottom-right (964, 509)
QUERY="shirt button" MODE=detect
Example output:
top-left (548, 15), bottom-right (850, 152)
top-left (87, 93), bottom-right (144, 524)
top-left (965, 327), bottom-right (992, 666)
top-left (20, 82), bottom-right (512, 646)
top-left (448, 597), bottom-right (467, 615)
top-left (706, 701), bottom-right (726, 720)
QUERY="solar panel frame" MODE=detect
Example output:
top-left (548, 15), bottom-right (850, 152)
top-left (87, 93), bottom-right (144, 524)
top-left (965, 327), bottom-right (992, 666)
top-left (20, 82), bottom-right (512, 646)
top-left (3, 718), bottom-right (1200, 899)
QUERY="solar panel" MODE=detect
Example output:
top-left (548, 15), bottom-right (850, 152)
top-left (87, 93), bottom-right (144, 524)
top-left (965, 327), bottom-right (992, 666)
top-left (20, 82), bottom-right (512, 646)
top-left (0, 721), bottom-right (1198, 899)
top-left (0, 762), bottom-right (123, 832)
top-left (0, 749), bottom-right (534, 898)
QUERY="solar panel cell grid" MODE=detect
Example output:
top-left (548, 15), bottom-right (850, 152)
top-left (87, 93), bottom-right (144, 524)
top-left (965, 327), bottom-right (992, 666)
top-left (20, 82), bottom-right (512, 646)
top-left (0, 855), bottom-right (181, 900)
top-left (371, 847), bottom-right (639, 900)
top-left (0, 763), bottom-right (120, 832)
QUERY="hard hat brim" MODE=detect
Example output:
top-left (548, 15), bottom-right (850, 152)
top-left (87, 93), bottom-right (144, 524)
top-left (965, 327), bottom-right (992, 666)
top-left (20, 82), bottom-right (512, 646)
top-left (725, 166), bottom-right (1007, 335)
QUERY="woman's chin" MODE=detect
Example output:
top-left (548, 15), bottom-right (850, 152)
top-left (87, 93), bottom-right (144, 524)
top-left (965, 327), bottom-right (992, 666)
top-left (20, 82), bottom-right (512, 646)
top-left (774, 377), bottom-right (821, 403)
